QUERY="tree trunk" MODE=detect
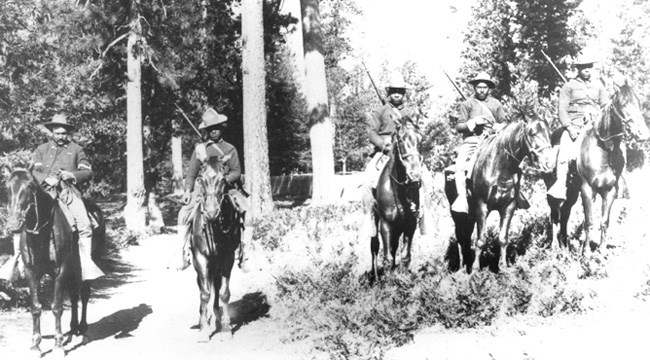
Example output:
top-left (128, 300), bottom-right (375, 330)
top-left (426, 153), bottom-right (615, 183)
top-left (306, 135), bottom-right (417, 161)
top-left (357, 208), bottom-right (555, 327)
top-left (281, 0), bottom-right (306, 94)
top-left (123, 19), bottom-right (147, 233)
top-left (301, 0), bottom-right (335, 204)
top-left (171, 134), bottom-right (183, 194)
top-left (242, 0), bottom-right (274, 220)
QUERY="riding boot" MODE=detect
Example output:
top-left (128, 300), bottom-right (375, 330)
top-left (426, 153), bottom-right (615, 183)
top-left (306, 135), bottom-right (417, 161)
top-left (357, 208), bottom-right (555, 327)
top-left (0, 233), bottom-right (24, 282)
top-left (79, 235), bottom-right (104, 281)
top-left (172, 225), bottom-right (191, 271)
top-left (548, 159), bottom-right (568, 200)
top-left (358, 186), bottom-right (378, 239)
top-left (451, 170), bottom-right (468, 214)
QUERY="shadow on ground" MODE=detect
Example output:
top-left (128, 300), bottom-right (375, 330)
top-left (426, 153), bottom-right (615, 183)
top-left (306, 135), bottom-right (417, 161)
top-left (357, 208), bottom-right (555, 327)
top-left (230, 291), bottom-right (270, 333)
top-left (66, 303), bottom-right (153, 354)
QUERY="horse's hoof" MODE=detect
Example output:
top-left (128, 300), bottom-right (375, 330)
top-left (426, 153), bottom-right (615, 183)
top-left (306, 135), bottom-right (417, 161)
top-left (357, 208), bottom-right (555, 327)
top-left (197, 330), bottom-right (211, 343)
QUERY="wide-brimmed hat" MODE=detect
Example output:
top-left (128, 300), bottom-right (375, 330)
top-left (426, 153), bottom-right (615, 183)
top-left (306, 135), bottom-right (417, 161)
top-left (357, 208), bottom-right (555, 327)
top-left (43, 114), bottom-right (75, 131)
top-left (468, 72), bottom-right (495, 89)
top-left (573, 53), bottom-right (598, 67)
top-left (198, 107), bottom-right (228, 130)
top-left (385, 74), bottom-right (412, 90)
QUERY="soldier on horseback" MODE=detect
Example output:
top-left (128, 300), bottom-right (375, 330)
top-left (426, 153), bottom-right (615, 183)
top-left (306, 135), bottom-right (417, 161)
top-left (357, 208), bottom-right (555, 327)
top-left (359, 73), bottom-right (431, 238)
top-left (547, 53), bottom-right (608, 200)
top-left (0, 114), bottom-right (104, 281)
top-left (451, 72), bottom-right (508, 214)
top-left (172, 107), bottom-right (250, 272)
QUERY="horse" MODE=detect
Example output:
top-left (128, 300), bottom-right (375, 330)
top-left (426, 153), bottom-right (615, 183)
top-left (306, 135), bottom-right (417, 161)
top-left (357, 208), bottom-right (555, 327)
top-left (371, 119), bottom-right (423, 280)
top-left (445, 118), bottom-right (554, 273)
top-left (190, 157), bottom-right (241, 340)
top-left (544, 80), bottom-right (650, 253)
top-left (2, 166), bottom-right (105, 357)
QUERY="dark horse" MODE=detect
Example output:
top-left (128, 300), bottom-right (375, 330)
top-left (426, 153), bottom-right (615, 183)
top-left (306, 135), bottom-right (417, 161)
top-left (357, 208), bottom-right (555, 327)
top-left (544, 80), bottom-right (650, 253)
top-left (445, 119), bottom-right (554, 273)
top-left (371, 120), bottom-right (423, 280)
top-left (2, 166), bottom-right (104, 357)
top-left (190, 157), bottom-right (241, 340)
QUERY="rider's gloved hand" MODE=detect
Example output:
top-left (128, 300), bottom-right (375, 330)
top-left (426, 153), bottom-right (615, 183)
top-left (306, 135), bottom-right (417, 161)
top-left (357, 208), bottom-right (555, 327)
top-left (181, 190), bottom-right (191, 205)
top-left (58, 170), bottom-right (75, 182)
top-left (44, 177), bottom-right (58, 188)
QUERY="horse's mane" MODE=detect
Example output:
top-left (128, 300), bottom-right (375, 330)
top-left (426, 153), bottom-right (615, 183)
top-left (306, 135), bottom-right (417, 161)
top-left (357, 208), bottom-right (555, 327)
top-left (476, 122), bottom-right (526, 164)
top-left (596, 84), bottom-right (636, 140)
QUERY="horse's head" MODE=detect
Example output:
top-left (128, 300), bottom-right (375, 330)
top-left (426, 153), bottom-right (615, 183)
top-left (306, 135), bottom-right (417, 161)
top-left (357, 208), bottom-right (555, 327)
top-left (611, 80), bottom-right (650, 141)
top-left (197, 157), bottom-right (228, 222)
top-left (392, 120), bottom-right (423, 184)
top-left (523, 118), bottom-right (554, 173)
top-left (3, 167), bottom-right (38, 233)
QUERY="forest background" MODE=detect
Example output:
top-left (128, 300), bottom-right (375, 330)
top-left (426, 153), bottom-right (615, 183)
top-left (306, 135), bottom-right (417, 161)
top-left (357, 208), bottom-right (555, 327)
top-left (1, 0), bottom-right (649, 231)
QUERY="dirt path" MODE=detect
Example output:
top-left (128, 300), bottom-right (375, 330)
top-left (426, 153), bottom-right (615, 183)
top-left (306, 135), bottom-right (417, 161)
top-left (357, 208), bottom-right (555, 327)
top-left (0, 233), bottom-right (309, 360)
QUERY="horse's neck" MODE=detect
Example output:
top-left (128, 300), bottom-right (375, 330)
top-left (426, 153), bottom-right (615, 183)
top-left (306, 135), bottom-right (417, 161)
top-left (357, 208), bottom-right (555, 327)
top-left (389, 150), bottom-right (406, 181)
top-left (491, 124), bottom-right (526, 172)
top-left (597, 106), bottom-right (624, 143)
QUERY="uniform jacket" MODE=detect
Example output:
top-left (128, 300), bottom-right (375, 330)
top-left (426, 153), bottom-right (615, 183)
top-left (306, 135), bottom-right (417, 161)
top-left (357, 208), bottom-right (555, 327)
top-left (457, 96), bottom-right (506, 139)
top-left (32, 140), bottom-right (92, 186)
top-left (558, 77), bottom-right (608, 128)
top-left (368, 103), bottom-right (419, 150)
top-left (185, 139), bottom-right (241, 192)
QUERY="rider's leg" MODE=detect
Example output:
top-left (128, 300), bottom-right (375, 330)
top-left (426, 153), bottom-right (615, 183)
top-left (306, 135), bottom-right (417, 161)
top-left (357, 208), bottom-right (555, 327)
top-left (359, 153), bottom-right (384, 239)
top-left (172, 204), bottom-right (193, 271)
top-left (451, 142), bottom-right (472, 214)
top-left (548, 131), bottom-right (573, 200)
top-left (67, 194), bottom-right (104, 280)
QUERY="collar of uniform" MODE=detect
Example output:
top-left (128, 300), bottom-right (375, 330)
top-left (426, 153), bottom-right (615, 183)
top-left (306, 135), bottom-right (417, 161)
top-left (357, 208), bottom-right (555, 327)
top-left (389, 103), bottom-right (405, 111)
top-left (50, 140), bottom-right (68, 149)
top-left (205, 139), bottom-right (223, 145)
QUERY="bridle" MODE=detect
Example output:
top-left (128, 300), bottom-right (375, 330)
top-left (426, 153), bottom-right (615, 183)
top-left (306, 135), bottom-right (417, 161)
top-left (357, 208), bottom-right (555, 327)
top-left (390, 124), bottom-right (423, 187)
top-left (504, 121), bottom-right (551, 167)
top-left (11, 184), bottom-right (49, 235)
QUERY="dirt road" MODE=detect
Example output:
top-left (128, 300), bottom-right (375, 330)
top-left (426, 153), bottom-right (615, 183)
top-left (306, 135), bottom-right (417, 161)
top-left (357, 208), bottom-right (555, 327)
top-left (0, 233), bottom-right (309, 360)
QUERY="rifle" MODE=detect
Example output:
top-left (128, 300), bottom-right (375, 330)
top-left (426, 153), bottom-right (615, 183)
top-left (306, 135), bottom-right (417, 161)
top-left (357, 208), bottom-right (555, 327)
top-left (541, 50), bottom-right (568, 84)
top-left (174, 103), bottom-right (202, 138)
top-left (440, 67), bottom-right (467, 101)
top-left (361, 60), bottom-right (385, 105)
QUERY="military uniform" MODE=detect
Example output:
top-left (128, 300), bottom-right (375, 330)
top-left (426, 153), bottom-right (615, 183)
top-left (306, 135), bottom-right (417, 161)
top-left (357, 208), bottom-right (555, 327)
top-left (1, 114), bottom-right (104, 281)
top-left (173, 107), bottom-right (249, 271)
top-left (451, 72), bottom-right (507, 213)
top-left (548, 56), bottom-right (608, 200)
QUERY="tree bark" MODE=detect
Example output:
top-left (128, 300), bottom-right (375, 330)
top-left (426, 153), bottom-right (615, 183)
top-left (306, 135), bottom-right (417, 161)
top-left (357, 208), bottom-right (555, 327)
top-left (281, 0), bottom-right (306, 94)
top-left (123, 18), bottom-right (147, 233)
top-left (242, 0), bottom-right (274, 220)
top-left (170, 134), bottom-right (183, 195)
top-left (301, 0), bottom-right (335, 204)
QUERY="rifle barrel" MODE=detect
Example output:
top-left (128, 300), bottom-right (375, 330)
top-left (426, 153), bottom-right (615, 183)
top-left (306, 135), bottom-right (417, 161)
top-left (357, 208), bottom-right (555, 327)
top-left (541, 50), bottom-right (568, 84)
top-left (440, 67), bottom-right (467, 101)
top-left (361, 60), bottom-right (386, 105)
top-left (174, 103), bottom-right (202, 138)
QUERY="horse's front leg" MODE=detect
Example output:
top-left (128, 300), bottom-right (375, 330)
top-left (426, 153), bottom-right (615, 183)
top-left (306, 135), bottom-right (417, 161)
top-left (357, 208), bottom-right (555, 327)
top-left (79, 281), bottom-right (91, 342)
top-left (378, 219), bottom-right (391, 269)
top-left (24, 268), bottom-right (43, 356)
top-left (51, 272), bottom-right (66, 359)
top-left (472, 202), bottom-right (488, 272)
top-left (370, 212), bottom-right (381, 280)
top-left (598, 187), bottom-right (617, 249)
top-left (498, 203), bottom-right (516, 271)
top-left (579, 182), bottom-right (595, 254)
top-left (400, 218), bottom-right (417, 268)
top-left (215, 274), bottom-right (231, 336)
top-left (194, 253), bottom-right (212, 342)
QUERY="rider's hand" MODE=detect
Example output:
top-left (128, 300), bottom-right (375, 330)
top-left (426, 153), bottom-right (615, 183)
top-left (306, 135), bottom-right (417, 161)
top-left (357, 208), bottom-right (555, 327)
top-left (44, 177), bottom-right (58, 187)
top-left (181, 190), bottom-right (191, 205)
top-left (58, 170), bottom-right (75, 181)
